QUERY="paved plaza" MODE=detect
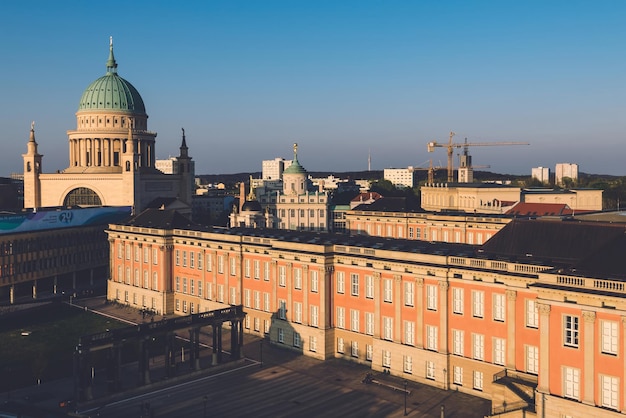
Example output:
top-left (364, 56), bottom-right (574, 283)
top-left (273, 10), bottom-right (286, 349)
top-left (4, 297), bottom-right (491, 417)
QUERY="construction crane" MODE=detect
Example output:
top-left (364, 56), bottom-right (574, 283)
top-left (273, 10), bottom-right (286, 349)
top-left (410, 160), bottom-right (443, 183)
top-left (427, 132), bottom-right (529, 183)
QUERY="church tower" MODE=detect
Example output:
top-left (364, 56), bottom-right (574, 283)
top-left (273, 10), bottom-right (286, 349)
top-left (175, 128), bottom-right (194, 205)
top-left (22, 122), bottom-right (42, 208)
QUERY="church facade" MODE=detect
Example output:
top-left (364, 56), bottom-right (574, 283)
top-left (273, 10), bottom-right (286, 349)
top-left (22, 38), bottom-right (193, 213)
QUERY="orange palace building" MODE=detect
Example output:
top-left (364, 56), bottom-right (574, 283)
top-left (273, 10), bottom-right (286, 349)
top-left (107, 209), bottom-right (626, 418)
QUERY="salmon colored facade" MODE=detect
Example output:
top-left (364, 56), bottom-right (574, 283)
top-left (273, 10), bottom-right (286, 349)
top-left (346, 211), bottom-right (510, 244)
top-left (107, 214), bottom-right (626, 417)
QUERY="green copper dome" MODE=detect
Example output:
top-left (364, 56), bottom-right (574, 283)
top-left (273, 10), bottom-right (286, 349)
top-left (77, 39), bottom-right (146, 114)
top-left (283, 143), bottom-right (307, 174)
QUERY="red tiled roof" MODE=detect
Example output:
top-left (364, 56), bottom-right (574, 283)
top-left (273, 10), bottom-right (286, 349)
top-left (505, 202), bottom-right (573, 217)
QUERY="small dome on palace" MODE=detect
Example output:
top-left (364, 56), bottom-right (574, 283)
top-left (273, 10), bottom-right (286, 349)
top-left (242, 200), bottom-right (262, 212)
top-left (77, 39), bottom-right (146, 114)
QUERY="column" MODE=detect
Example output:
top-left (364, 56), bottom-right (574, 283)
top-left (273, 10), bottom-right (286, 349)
top-left (302, 265), bottom-right (309, 328)
top-left (438, 281), bottom-right (449, 354)
top-left (32, 279), bottom-right (37, 299)
top-left (322, 266), bottom-right (333, 328)
top-left (212, 324), bottom-right (218, 366)
top-left (394, 274), bottom-right (402, 341)
top-left (416, 278), bottom-right (424, 348)
top-left (373, 272), bottom-right (381, 338)
top-left (537, 303), bottom-right (551, 393)
top-left (505, 290), bottom-right (517, 369)
top-left (582, 310), bottom-right (595, 405)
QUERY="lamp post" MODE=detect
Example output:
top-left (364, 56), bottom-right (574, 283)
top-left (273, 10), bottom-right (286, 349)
top-left (404, 380), bottom-right (407, 416)
top-left (260, 340), bottom-right (263, 368)
top-left (203, 395), bottom-right (208, 418)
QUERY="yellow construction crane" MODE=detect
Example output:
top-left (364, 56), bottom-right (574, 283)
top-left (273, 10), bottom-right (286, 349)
top-left (411, 160), bottom-right (443, 183)
top-left (427, 131), bottom-right (529, 182)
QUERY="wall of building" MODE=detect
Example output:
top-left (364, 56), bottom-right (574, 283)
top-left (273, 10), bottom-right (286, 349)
top-left (105, 221), bottom-right (626, 417)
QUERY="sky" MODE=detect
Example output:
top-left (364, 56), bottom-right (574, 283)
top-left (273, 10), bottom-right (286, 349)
top-left (2, 1), bottom-right (626, 176)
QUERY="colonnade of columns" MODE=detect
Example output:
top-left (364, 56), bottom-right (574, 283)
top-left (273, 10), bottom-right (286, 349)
top-left (73, 318), bottom-right (245, 402)
top-left (68, 137), bottom-right (154, 168)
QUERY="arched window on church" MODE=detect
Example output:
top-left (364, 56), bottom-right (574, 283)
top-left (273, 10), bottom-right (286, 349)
top-left (126, 161), bottom-right (131, 171)
top-left (63, 187), bottom-right (102, 207)
top-left (26, 162), bottom-right (31, 172)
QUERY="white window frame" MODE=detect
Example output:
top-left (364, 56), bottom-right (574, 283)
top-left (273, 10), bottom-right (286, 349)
top-left (452, 287), bottom-right (464, 314)
top-left (365, 312), bottom-right (374, 336)
top-left (404, 320), bottom-right (415, 346)
top-left (309, 336), bottom-right (317, 352)
top-left (404, 281), bottom-right (414, 307)
top-left (383, 316), bottom-right (393, 341)
top-left (426, 361), bottom-right (435, 380)
top-left (563, 367), bottom-right (580, 400)
top-left (426, 284), bottom-right (437, 310)
top-left (601, 375), bottom-right (619, 410)
top-left (493, 337), bottom-right (505, 366)
top-left (426, 325), bottom-right (438, 351)
top-left (493, 293), bottom-right (505, 322)
top-left (472, 333), bottom-right (484, 361)
top-left (366, 344), bottom-right (373, 361)
top-left (473, 371), bottom-right (483, 391)
top-left (278, 299), bottom-right (286, 320)
top-left (310, 270), bottom-right (319, 292)
top-left (453, 366), bottom-right (463, 385)
top-left (293, 302), bottom-right (302, 323)
top-left (365, 275), bottom-right (374, 299)
top-left (602, 320), bottom-right (618, 355)
top-left (294, 268), bottom-right (302, 290)
top-left (351, 341), bottom-right (359, 358)
top-left (337, 337), bottom-right (345, 354)
top-left (453, 329), bottom-right (464, 356)
top-left (350, 309), bottom-right (359, 332)
top-left (564, 315), bottom-right (579, 348)
top-left (336, 271), bottom-right (345, 294)
top-left (526, 299), bottom-right (538, 328)
top-left (310, 305), bottom-right (319, 327)
top-left (383, 279), bottom-right (393, 302)
top-left (404, 355), bottom-right (413, 374)
top-left (472, 290), bottom-right (484, 318)
top-left (382, 350), bottom-right (391, 368)
top-left (336, 307), bottom-right (345, 329)
top-left (350, 273), bottom-right (359, 296)
top-left (278, 266), bottom-right (286, 287)
top-left (526, 345), bottom-right (538, 375)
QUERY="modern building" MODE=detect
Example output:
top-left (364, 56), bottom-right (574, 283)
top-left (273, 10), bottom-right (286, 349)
top-left (0, 206), bottom-right (131, 303)
top-left (262, 157), bottom-right (291, 180)
top-left (555, 163), bottom-right (579, 186)
top-left (22, 39), bottom-right (194, 214)
top-left (107, 209), bottom-right (626, 417)
top-left (531, 167), bottom-right (550, 184)
top-left (384, 167), bottom-right (416, 189)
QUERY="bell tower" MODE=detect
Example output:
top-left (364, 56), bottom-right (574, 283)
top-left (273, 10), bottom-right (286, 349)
top-left (22, 122), bottom-right (43, 209)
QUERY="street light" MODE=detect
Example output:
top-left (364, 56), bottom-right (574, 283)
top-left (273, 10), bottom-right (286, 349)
top-left (404, 380), bottom-right (407, 416)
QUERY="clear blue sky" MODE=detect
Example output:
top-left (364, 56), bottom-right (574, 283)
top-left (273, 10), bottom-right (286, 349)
top-left (2, 0), bottom-right (626, 176)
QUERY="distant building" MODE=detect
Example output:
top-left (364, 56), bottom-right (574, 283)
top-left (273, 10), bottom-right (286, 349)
top-left (522, 188), bottom-right (602, 211)
top-left (383, 167), bottom-right (415, 188)
top-left (531, 166), bottom-right (550, 184)
top-left (262, 157), bottom-right (291, 180)
top-left (421, 183), bottom-right (521, 214)
top-left (555, 163), bottom-right (578, 186)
